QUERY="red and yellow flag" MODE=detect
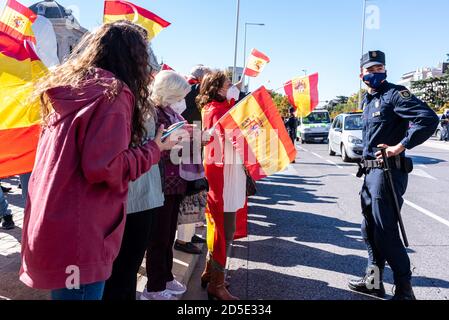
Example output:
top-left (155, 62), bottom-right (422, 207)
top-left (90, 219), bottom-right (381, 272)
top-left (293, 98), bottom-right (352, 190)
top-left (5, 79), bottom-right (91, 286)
top-left (103, 0), bottom-right (171, 40)
top-left (244, 49), bottom-right (270, 78)
top-left (284, 73), bottom-right (319, 118)
top-left (0, 31), bottom-right (47, 178)
top-left (0, 0), bottom-right (36, 43)
top-left (217, 86), bottom-right (297, 181)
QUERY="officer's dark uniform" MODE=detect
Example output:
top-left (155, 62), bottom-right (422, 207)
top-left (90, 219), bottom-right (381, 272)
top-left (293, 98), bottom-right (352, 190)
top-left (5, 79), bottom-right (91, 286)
top-left (349, 51), bottom-right (439, 299)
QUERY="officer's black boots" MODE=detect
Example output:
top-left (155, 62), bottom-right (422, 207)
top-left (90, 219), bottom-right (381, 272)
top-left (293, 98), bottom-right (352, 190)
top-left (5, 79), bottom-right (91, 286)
top-left (348, 267), bottom-right (385, 298)
top-left (391, 283), bottom-right (416, 300)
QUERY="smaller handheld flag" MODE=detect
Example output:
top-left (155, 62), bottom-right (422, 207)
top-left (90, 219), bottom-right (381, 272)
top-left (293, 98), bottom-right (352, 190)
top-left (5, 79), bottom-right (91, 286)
top-left (103, 0), bottom-right (170, 41)
top-left (284, 73), bottom-right (319, 118)
top-left (244, 49), bottom-right (270, 78)
top-left (161, 63), bottom-right (174, 71)
top-left (0, 0), bottom-right (37, 43)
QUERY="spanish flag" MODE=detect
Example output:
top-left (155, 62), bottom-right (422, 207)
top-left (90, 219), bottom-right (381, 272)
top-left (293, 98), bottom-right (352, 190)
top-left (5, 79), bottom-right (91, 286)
top-left (103, 0), bottom-right (171, 41)
top-left (217, 86), bottom-right (296, 181)
top-left (244, 49), bottom-right (270, 78)
top-left (284, 73), bottom-right (319, 118)
top-left (0, 0), bottom-right (36, 43)
top-left (0, 31), bottom-right (47, 178)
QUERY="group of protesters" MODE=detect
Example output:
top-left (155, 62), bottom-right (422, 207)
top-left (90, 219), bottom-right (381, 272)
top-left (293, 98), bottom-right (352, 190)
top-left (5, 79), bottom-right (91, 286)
top-left (8, 21), bottom-right (248, 300)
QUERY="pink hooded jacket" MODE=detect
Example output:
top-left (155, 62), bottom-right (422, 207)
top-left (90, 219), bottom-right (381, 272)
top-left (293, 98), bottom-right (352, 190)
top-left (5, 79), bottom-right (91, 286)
top-left (20, 68), bottom-right (161, 290)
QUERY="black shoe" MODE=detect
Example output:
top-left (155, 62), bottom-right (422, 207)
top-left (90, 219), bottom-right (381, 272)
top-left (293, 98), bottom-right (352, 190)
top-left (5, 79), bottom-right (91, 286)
top-left (348, 275), bottom-right (386, 298)
top-left (1, 215), bottom-right (15, 230)
top-left (191, 235), bottom-right (206, 244)
top-left (174, 241), bottom-right (202, 255)
top-left (1, 186), bottom-right (12, 193)
top-left (391, 283), bottom-right (416, 300)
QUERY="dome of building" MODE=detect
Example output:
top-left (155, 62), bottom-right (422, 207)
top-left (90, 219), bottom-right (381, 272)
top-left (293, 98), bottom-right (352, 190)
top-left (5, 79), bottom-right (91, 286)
top-left (29, 0), bottom-right (75, 20)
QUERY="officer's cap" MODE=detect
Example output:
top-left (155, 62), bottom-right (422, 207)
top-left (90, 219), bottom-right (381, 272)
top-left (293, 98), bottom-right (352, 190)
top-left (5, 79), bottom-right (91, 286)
top-left (360, 50), bottom-right (386, 69)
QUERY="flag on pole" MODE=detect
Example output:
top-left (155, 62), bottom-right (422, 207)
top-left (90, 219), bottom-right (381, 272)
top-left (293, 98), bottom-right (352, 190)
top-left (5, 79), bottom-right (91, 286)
top-left (284, 73), bottom-right (319, 118)
top-left (103, 0), bottom-right (171, 41)
top-left (0, 31), bottom-right (47, 178)
top-left (244, 49), bottom-right (270, 78)
top-left (0, 0), bottom-right (37, 43)
top-left (216, 86), bottom-right (296, 181)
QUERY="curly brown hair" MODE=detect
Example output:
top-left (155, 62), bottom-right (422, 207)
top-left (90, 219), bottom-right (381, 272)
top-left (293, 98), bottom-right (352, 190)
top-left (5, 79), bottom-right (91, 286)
top-left (196, 70), bottom-right (228, 110)
top-left (34, 20), bottom-right (154, 145)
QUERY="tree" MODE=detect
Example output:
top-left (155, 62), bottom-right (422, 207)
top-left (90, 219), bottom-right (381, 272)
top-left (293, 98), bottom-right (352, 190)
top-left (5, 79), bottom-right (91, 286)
top-left (411, 74), bottom-right (449, 111)
top-left (270, 91), bottom-right (291, 117)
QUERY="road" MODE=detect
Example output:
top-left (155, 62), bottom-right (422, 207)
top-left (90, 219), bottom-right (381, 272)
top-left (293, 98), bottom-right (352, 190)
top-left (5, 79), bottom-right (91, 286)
top-left (185, 138), bottom-right (449, 300)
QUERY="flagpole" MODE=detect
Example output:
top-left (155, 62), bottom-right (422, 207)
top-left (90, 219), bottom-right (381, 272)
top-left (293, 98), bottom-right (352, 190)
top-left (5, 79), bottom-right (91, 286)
top-left (232, 0), bottom-right (241, 84)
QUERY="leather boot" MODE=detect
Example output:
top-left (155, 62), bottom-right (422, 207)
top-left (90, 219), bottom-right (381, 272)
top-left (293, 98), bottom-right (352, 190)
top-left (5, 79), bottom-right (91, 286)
top-left (348, 266), bottom-right (385, 298)
top-left (201, 260), bottom-right (229, 289)
top-left (207, 269), bottom-right (239, 301)
top-left (391, 282), bottom-right (416, 300)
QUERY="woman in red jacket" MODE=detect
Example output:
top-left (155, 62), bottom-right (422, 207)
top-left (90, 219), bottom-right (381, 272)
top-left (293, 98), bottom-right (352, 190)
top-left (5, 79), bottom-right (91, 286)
top-left (20, 21), bottom-right (179, 300)
top-left (197, 71), bottom-right (246, 300)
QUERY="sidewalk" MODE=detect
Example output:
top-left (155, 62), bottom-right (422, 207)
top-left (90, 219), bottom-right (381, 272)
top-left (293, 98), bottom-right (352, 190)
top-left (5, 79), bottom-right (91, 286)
top-left (0, 177), bottom-right (205, 300)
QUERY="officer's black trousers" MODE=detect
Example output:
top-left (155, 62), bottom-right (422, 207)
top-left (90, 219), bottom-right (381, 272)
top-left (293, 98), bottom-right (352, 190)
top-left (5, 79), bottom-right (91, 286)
top-left (360, 168), bottom-right (412, 286)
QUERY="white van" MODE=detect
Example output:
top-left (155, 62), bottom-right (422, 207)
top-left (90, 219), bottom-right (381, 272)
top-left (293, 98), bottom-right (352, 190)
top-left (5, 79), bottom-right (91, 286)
top-left (297, 110), bottom-right (331, 144)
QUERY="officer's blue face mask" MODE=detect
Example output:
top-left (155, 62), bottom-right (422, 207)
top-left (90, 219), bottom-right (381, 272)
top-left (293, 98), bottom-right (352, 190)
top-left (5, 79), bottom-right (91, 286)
top-left (363, 72), bottom-right (387, 90)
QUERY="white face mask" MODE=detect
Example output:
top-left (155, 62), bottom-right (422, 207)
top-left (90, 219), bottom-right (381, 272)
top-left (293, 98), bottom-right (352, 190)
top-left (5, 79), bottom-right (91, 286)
top-left (170, 99), bottom-right (187, 114)
top-left (226, 85), bottom-right (241, 102)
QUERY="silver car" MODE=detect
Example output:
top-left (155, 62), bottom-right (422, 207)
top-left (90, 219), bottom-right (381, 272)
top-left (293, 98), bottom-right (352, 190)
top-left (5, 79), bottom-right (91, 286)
top-left (328, 112), bottom-right (364, 162)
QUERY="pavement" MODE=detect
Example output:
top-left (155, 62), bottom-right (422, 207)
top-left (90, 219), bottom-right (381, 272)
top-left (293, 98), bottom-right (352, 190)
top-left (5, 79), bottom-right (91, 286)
top-left (185, 138), bottom-right (449, 300)
top-left (0, 176), bottom-right (206, 300)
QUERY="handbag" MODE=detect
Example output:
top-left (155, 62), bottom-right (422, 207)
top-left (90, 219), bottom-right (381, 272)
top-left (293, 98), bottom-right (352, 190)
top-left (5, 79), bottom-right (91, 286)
top-left (244, 167), bottom-right (257, 197)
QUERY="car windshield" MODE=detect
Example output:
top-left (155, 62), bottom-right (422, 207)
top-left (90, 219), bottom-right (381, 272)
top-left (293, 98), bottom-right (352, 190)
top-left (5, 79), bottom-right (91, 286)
top-left (344, 115), bottom-right (363, 131)
top-left (302, 112), bottom-right (331, 124)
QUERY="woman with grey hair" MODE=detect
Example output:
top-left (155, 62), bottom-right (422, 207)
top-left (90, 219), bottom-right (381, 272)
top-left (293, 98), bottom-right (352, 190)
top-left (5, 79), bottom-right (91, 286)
top-left (140, 71), bottom-right (193, 300)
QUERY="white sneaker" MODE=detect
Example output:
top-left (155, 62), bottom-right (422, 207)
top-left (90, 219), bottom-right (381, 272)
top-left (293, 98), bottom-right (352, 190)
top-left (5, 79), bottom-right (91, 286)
top-left (166, 279), bottom-right (187, 295)
top-left (140, 288), bottom-right (176, 301)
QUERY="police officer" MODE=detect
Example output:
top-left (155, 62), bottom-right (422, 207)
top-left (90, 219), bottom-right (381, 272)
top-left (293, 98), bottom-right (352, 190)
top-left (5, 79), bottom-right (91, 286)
top-left (348, 51), bottom-right (439, 300)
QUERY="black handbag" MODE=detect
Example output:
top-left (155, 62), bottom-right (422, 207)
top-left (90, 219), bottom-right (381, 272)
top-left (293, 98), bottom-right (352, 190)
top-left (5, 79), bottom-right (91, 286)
top-left (244, 167), bottom-right (257, 197)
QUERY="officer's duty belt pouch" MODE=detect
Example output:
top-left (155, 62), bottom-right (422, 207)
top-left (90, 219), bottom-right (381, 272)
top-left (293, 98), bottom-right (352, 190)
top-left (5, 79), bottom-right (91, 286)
top-left (401, 157), bottom-right (414, 174)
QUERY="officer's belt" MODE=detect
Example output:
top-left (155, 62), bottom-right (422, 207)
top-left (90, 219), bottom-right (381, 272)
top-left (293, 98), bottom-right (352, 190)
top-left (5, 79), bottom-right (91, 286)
top-left (363, 156), bottom-right (402, 169)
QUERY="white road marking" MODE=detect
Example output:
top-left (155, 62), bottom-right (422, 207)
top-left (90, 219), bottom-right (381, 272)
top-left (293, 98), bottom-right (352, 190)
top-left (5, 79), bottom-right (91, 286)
top-left (410, 169), bottom-right (437, 180)
top-left (423, 140), bottom-right (449, 151)
top-left (326, 159), bottom-right (344, 169)
top-left (404, 200), bottom-right (449, 229)
top-left (311, 152), bottom-right (323, 159)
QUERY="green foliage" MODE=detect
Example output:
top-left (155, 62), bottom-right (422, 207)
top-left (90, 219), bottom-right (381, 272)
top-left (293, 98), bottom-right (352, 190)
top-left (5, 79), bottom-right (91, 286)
top-left (326, 89), bottom-right (366, 119)
top-left (270, 91), bottom-right (291, 117)
top-left (411, 74), bottom-right (449, 110)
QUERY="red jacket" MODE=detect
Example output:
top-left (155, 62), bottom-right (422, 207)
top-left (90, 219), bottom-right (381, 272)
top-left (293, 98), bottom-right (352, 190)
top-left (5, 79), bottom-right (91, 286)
top-left (20, 68), bottom-right (161, 290)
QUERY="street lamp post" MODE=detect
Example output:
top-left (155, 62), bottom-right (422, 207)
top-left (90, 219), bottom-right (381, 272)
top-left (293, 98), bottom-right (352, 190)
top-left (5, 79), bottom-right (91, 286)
top-left (302, 69), bottom-right (307, 76)
top-left (359, 0), bottom-right (368, 107)
top-left (242, 22), bottom-right (265, 91)
top-left (232, 0), bottom-right (241, 84)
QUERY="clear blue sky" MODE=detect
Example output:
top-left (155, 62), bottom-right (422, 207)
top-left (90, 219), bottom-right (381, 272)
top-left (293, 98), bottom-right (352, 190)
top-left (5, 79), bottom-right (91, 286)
top-left (3, 0), bottom-right (449, 102)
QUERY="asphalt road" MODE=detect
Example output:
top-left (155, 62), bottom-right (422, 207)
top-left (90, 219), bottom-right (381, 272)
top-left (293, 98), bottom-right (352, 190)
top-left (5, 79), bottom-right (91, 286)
top-left (185, 138), bottom-right (449, 300)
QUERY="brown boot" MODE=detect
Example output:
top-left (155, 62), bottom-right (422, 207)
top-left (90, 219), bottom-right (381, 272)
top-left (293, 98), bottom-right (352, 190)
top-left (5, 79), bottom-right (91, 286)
top-left (201, 260), bottom-right (230, 289)
top-left (207, 269), bottom-right (239, 301)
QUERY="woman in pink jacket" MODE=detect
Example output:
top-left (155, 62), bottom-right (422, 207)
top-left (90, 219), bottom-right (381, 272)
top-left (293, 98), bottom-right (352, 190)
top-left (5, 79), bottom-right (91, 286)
top-left (19, 21), bottom-right (178, 300)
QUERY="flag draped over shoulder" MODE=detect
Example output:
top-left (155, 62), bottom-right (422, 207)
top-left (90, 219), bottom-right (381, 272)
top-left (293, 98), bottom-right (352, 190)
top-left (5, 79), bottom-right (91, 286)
top-left (284, 73), bottom-right (319, 118)
top-left (244, 49), bottom-right (270, 78)
top-left (103, 0), bottom-right (170, 41)
top-left (0, 2), bottom-right (47, 178)
top-left (0, 0), bottom-right (36, 43)
top-left (216, 86), bottom-right (297, 181)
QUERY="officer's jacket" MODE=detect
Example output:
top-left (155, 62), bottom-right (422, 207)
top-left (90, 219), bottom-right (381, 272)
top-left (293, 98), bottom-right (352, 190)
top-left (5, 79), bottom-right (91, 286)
top-left (362, 81), bottom-right (439, 159)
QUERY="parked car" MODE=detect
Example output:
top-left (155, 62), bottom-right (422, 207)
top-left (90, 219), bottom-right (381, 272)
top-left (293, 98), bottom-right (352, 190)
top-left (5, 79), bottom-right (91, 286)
top-left (435, 114), bottom-right (443, 140)
top-left (328, 112), bottom-right (363, 162)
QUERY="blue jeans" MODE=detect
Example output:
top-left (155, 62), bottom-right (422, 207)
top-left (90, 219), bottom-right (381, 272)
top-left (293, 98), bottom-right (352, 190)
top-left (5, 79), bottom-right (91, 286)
top-left (19, 173), bottom-right (31, 202)
top-left (0, 186), bottom-right (11, 218)
top-left (51, 281), bottom-right (106, 300)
